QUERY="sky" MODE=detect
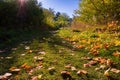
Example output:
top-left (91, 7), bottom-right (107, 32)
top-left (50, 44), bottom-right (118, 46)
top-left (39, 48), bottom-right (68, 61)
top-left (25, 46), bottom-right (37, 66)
top-left (38, 0), bottom-right (79, 18)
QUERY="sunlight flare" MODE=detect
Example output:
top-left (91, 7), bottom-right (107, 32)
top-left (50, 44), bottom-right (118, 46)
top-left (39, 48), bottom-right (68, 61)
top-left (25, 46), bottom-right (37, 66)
top-left (18, 0), bottom-right (27, 7)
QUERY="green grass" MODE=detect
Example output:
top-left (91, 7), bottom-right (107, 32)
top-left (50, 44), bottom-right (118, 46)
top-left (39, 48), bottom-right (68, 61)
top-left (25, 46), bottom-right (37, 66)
top-left (0, 27), bottom-right (120, 80)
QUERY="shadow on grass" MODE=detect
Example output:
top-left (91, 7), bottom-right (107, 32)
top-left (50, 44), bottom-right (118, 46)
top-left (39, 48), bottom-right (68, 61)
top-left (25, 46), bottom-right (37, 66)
top-left (0, 29), bottom-right (53, 74)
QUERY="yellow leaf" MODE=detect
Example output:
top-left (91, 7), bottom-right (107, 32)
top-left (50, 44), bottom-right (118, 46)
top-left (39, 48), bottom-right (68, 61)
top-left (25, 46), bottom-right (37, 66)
top-left (37, 75), bottom-right (42, 79)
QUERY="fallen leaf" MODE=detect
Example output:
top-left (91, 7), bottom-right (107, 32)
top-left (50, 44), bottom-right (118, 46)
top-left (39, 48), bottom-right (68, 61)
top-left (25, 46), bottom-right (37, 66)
top-left (0, 73), bottom-right (12, 80)
top-left (15, 75), bottom-right (19, 79)
top-left (38, 51), bottom-right (46, 55)
top-left (93, 57), bottom-right (101, 61)
top-left (77, 45), bottom-right (84, 49)
top-left (21, 54), bottom-right (26, 56)
top-left (110, 68), bottom-right (120, 73)
top-left (10, 69), bottom-right (21, 72)
top-left (48, 67), bottom-right (55, 71)
top-left (61, 71), bottom-right (72, 79)
top-left (34, 57), bottom-right (44, 62)
top-left (0, 75), bottom-right (4, 80)
top-left (100, 65), bottom-right (107, 69)
top-left (77, 70), bottom-right (88, 75)
top-left (71, 66), bottom-right (77, 71)
top-left (11, 48), bottom-right (17, 51)
top-left (0, 50), bottom-right (5, 53)
top-left (31, 76), bottom-right (38, 80)
top-left (37, 75), bottom-right (42, 79)
top-left (65, 64), bottom-right (72, 69)
top-left (4, 73), bottom-right (12, 77)
top-left (9, 67), bottom-right (21, 74)
top-left (21, 63), bottom-right (27, 68)
top-left (104, 68), bottom-right (111, 77)
top-left (99, 58), bottom-right (107, 64)
top-left (95, 68), bottom-right (101, 71)
top-left (84, 60), bottom-right (97, 68)
top-left (81, 56), bottom-right (92, 60)
top-left (106, 59), bottom-right (112, 66)
top-left (29, 50), bottom-right (33, 53)
top-left (93, 45), bottom-right (101, 49)
top-left (70, 53), bottom-right (75, 56)
top-left (112, 51), bottom-right (120, 57)
top-left (83, 64), bottom-right (91, 68)
top-left (5, 57), bottom-right (13, 59)
top-left (0, 57), bottom-right (4, 59)
top-left (25, 46), bottom-right (30, 50)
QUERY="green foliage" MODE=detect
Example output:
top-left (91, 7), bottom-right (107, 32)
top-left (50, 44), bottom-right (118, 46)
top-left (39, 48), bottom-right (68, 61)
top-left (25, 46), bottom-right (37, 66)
top-left (75, 0), bottom-right (120, 24)
top-left (43, 8), bottom-right (55, 28)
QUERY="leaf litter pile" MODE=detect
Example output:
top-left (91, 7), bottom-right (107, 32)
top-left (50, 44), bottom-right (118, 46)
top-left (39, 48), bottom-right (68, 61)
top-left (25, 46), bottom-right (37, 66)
top-left (0, 28), bottom-right (120, 80)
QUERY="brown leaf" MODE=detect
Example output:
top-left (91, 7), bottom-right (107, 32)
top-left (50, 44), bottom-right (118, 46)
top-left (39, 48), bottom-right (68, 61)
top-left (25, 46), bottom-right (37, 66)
top-left (77, 70), bottom-right (88, 75)
top-left (21, 63), bottom-right (27, 68)
top-left (31, 76), bottom-right (38, 80)
top-left (61, 71), bottom-right (72, 79)
top-left (83, 60), bottom-right (97, 68)
top-left (112, 51), bottom-right (120, 57)
top-left (83, 64), bottom-right (91, 68)
top-left (104, 68), bottom-right (111, 77)
top-left (65, 64), bottom-right (72, 69)
top-left (106, 59), bottom-right (112, 66)
top-left (9, 67), bottom-right (21, 72)
top-left (48, 67), bottom-right (55, 71)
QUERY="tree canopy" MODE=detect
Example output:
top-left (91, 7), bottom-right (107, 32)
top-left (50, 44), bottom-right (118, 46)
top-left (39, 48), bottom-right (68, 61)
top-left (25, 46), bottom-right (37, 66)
top-left (75, 0), bottom-right (120, 25)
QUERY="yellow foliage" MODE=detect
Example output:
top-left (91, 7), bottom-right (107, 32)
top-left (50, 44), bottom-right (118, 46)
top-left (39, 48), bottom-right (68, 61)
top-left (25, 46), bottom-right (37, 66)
top-left (114, 40), bottom-right (120, 46)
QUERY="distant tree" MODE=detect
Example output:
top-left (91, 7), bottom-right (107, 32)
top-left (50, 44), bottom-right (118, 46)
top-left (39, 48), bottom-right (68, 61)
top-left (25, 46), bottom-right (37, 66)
top-left (43, 8), bottom-right (55, 28)
top-left (54, 12), bottom-right (70, 28)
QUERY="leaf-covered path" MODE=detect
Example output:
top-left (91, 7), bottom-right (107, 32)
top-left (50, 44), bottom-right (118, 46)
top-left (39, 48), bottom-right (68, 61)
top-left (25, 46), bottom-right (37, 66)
top-left (0, 28), bottom-right (120, 80)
